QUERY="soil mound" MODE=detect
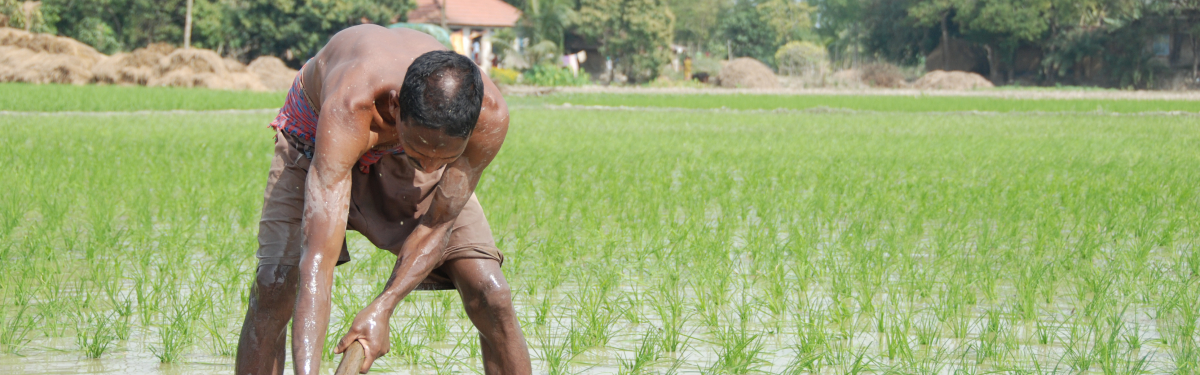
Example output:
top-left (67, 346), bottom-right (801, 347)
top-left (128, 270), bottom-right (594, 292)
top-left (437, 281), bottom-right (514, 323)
top-left (717, 57), bottom-right (778, 89)
top-left (0, 27), bottom-right (102, 84)
top-left (913, 70), bottom-right (995, 90)
top-left (248, 56), bottom-right (297, 91)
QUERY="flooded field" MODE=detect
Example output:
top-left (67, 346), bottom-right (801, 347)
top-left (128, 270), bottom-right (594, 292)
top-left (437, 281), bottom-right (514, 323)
top-left (1, 104), bottom-right (1197, 374)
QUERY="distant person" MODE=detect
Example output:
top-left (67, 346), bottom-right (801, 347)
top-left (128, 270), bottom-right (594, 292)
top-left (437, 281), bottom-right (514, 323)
top-left (235, 24), bottom-right (529, 375)
top-left (683, 56), bottom-right (692, 82)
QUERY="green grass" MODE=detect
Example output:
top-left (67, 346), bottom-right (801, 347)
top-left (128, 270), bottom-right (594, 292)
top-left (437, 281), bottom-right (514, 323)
top-left (6, 83), bottom-right (1199, 114)
top-left (0, 83), bottom-right (284, 112)
top-left (0, 93), bottom-right (1197, 373)
top-left (510, 92), bottom-right (1200, 113)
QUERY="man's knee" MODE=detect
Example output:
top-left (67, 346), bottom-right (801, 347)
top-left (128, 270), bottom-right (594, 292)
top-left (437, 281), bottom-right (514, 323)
top-left (463, 281), bottom-right (515, 316)
top-left (251, 264), bottom-right (298, 307)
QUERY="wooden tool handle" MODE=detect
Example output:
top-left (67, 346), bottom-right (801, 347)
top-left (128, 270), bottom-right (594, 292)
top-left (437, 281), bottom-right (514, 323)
top-left (334, 341), bottom-right (366, 375)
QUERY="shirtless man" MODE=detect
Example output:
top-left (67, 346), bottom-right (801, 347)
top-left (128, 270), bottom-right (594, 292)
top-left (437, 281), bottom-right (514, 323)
top-left (235, 24), bottom-right (530, 375)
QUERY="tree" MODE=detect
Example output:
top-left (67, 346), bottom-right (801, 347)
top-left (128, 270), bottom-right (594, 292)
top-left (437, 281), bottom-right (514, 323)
top-left (908, 0), bottom-right (969, 72)
top-left (576, 0), bottom-right (675, 82)
top-left (756, 0), bottom-right (814, 44)
top-left (38, 0), bottom-right (410, 64)
top-left (668, 0), bottom-right (723, 47)
top-left (958, 0), bottom-right (1053, 83)
top-left (718, 0), bottom-right (777, 65)
top-left (227, 0), bottom-right (412, 64)
top-left (515, 0), bottom-right (576, 52)
top-left (810, 0), bottom-right (867, 67)
top-left (41, 0), bottom-right (195, 53)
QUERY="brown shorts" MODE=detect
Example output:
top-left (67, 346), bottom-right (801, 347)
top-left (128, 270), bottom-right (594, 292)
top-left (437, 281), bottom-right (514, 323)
top-left (256, 130), bottom-right (503, 290)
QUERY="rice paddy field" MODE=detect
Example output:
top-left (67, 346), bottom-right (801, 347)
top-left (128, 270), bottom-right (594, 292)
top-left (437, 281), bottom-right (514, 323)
top-left (1, 83), bottom-right (1198, 374)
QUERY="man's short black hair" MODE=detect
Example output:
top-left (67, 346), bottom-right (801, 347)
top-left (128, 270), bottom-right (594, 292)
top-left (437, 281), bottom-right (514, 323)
top-left (398, 50), bottom-right (484, 138)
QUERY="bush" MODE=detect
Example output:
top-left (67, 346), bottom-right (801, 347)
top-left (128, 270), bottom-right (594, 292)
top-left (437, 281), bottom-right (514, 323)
top-left (775, 41), bottom-right (828, 76)
top-left (522, 64), bottom-right (590, 87)
top-left (490, 67), bottom-right (519, 85)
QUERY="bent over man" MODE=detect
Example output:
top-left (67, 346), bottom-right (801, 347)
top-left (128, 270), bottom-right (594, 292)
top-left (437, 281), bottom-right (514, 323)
top-left (235, 24), bottom-right (530, 375)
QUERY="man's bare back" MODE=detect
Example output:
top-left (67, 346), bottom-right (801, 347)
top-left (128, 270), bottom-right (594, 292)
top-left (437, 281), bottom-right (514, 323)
top-left (236, 24), bottom-right (529, 375)
top-left (301, 25), bottom-right (508, 158)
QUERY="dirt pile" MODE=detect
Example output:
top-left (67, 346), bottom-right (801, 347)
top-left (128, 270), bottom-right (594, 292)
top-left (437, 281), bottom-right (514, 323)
top-left (247, 56), bottom-right (297, 91)
top-left (913, 70), bottom-right (995, 90)
top-left (0, 27), bottom-right (103, 84)
top-left (717, 57), bottom-right (779, 89)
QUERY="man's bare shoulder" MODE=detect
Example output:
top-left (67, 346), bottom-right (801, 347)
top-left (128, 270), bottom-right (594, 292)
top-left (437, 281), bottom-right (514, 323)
top-left (309, 25), bottom-right (447, 109)
top-left (468, 80), bottom-right (510, 157)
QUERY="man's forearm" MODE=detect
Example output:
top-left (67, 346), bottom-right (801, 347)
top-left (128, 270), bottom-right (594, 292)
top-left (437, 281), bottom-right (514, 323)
top-left (292, 262), bottom-right (334, 375)
top-left (292, 187), bottom-right (352, 375)
top-left (372, 224), bottom-right (451, 310)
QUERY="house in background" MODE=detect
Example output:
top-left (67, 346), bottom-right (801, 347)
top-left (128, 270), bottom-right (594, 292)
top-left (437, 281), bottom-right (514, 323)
top-left (407, 0), bottom-right (521, 72)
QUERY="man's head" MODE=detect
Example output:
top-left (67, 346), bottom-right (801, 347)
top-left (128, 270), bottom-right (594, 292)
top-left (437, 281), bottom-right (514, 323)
top-left (395, 51), bottom-right (484, 172)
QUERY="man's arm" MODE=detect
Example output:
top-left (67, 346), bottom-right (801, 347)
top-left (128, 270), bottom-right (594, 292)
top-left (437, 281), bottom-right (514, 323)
top-left (336, 98), bottom-right (509, 372)
top-left (292, 89), bottom-right (372, 375)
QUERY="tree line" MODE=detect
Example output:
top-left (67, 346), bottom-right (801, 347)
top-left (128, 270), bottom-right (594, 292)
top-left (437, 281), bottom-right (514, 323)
top-left (808, 0), bottom-right (1200, 87)
top-left (4, 0), bottom-right (1200, 87)
top-left (3, 0), bottom-right (411, 65)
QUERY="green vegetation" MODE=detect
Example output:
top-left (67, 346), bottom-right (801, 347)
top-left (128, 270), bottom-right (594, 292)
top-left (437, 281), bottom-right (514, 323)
top-left (17, 83), bottom-right (1200, 114)
top-left (13, 0), bottom-right (411, 64)
top-left (521, 65), bottom-right (593, 87)
top-left (0, 91), bottom-right (1197, 372)
top-left (513, 92), bottom-right (1200, 113)
top-left (0, 83), bottom-right (284, 112)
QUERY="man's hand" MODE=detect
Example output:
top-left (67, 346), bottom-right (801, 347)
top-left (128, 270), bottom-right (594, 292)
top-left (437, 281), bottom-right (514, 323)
top-left (335, 303), bottom-right (392, 373)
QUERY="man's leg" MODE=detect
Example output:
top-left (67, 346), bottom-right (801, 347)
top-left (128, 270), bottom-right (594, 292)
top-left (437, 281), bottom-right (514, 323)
top-left (237, 130), bottom-right (310, 375)
top-left (236, 264), bottom-right (299, 375)
top-left (446, 258), bottom-right (531, 375)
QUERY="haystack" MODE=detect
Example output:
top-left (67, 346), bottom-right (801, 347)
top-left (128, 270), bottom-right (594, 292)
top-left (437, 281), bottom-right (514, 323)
top-left (912, 70), bottom-right (994, 90)
top-left (0, 26), bottom-right (296, 91)
top-left (717, 57), bottom-right (779, 89)
top-left (0, 27), bottom-right (101, 84)
top-left (91, 43), bottom-right (174, 85)
top-left (248, 56), bottom-right (298, 91)
top-left (149, 48), bottom-right (267, 91)
top-left (0, 27), bottom-right (104, 64)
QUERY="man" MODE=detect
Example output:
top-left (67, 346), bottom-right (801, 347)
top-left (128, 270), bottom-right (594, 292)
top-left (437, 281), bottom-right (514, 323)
top-left (235, 24), bottom-right (530, 375)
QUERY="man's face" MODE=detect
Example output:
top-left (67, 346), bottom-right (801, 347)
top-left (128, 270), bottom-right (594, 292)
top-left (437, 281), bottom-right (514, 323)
top-left (397, 120), bottom-right (469, 174)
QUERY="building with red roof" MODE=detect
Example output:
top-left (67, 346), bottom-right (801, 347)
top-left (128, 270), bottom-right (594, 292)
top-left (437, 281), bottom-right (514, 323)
top-left (407, 0), bottom-right (521, 71)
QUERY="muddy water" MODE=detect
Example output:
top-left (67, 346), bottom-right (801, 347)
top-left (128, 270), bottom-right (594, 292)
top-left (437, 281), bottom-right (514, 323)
top-left (0, 290), bottom-right (1181, 374)
top-left (0, 235), bottom-right (1184, 374)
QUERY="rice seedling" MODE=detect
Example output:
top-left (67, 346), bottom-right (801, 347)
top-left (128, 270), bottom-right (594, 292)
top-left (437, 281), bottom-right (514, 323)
top-left (536, 327), bottom-right (577, 375)
top-left (427, 331), bottom-right (471, 375)
top-left (388, 317), bottom-right (429, 365)
top-left (397, 295), bottom-right (450, 348)
top-left (616, 329), bottom-right (661, 375)
top-left (74, 311), bottom-right (116, 359)
top-left (151, 296), bottom-right (200, 363)
top-left (2, 89), bottom-right (1198, 372)
top-left (0, 306), bottom-right (36, 354)
top-left (567, 286), bottom-right (617, 354)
